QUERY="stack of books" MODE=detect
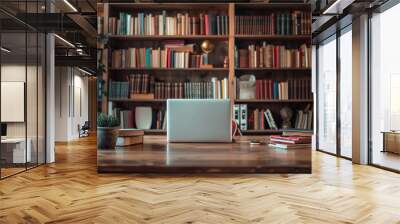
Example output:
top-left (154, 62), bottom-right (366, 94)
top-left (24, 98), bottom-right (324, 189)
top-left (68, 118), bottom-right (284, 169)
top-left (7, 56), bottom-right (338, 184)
top-left (269, 135), bottom-right (311, 149)
top-left (235, 11), bottom-right (311, 35)
top-left (236, 43), bottom-right (311, 69)
top-left (116, 129), bottom-right (145, 147)
top-left (109, 11), bottom-right (229, 36)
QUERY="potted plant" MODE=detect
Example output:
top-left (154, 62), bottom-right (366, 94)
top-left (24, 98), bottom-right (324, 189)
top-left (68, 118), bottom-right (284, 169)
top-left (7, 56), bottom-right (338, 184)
top-left (97, 113), bottom-right (120, 149)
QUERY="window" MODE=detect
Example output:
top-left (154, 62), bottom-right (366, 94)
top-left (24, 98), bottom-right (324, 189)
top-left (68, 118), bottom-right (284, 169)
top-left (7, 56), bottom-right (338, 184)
top-left (339, 27), bottom-right (352, 158)
top-left (370, 3), bottom-right (400, 171)
top-left (317, 35), bottom-right (337, 154)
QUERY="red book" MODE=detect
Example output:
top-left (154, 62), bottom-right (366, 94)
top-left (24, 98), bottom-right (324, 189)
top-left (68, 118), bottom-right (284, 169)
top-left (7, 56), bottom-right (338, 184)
top-left (256, 80), bottom-right (260, 99)
top-left (268, 80), bottom-right (273, 99)
top-left (270, 135), bottom-right (311, 144)
top-left (204, 14), bottom-right (209, 35)
top-left (263, 80), bottom-right (268, 100)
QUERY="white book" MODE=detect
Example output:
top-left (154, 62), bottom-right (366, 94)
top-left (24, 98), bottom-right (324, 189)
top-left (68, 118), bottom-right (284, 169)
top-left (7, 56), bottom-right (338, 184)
top-left (224, 78), bottom-right (228, 99)
top-left (211, 77), bottom-right (217, 99)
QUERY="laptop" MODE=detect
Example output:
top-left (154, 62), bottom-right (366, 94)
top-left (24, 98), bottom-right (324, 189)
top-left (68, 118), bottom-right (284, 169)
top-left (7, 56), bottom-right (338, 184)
top-left (167, 99), bottom-right (232, 142)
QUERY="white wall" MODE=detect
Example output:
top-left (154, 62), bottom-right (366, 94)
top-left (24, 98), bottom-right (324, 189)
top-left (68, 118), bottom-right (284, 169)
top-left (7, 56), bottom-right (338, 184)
top-left (55, 67), bottom-right (89, 141)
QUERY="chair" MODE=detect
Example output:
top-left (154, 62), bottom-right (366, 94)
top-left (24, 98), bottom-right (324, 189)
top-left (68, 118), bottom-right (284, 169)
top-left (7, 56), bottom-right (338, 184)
top-left (78, 121), bottom-right (90, 138)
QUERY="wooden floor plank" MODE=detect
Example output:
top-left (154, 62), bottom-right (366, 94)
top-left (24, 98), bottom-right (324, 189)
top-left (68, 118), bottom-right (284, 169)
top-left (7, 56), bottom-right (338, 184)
top-left (0, 135), bottom-right (399, 223)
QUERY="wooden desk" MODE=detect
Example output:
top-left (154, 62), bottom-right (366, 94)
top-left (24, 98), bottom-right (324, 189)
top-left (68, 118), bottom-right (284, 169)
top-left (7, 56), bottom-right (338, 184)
top-left (97, 136), bottom-right (311, 174)
top-left (1, 138), bottom-right (32, 164)
top-left (382, 131), bottom-right (400, 154)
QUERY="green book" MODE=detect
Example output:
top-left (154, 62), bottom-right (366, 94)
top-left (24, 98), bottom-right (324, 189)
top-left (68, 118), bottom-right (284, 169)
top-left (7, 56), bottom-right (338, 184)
top-left (145, 48), bottom-right (151, 68)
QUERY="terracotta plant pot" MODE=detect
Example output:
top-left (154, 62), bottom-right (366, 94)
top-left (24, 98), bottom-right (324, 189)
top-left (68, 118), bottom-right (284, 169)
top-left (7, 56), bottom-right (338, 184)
top-left (97, 127), bottom-right (118, 149)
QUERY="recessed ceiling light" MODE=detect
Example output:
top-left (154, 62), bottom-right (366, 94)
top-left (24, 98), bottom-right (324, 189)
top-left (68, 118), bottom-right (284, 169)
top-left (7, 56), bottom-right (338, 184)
top-left (63, 0), bottom-right (78, 12)
top-left (78, 67), bottom-right (93, 76)
top-left (1, 47), bottom-right (11, 53)
top-left (54, 34), bottom-right (75, 48)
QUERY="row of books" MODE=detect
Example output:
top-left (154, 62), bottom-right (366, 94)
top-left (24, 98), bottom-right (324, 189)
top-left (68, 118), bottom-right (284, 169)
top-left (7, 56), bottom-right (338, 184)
top-left (250, 108), bottom-right (278, 130)
top-left (241, 79), bottom-right (312, 100)
top-left (235, 12), bottom-right (311, 35)
top-left (111, 44), bottom-right (212, 69)
top-left (233, 104), bottom-right (313, 131)
top-left (294, 105), bottom-right (313, 130)
top-left (113, 108), bottom-right (167, 130)
top-left (236, 43), bottom-right (311, 69)
top-left (109, 81), bottom-right (129, 99)
top-left (108, 11), bottom-right (229, 36)
top-left (129, 74), bottom-right (154, 94)
top-left (154, 78), bottom-right (229, 99)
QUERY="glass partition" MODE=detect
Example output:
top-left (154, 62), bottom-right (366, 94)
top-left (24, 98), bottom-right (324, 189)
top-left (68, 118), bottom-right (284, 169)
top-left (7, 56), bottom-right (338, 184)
top-left (1, 31), bottom-right (28, 178)
top-left (0, 0), bottom-right (46, 179)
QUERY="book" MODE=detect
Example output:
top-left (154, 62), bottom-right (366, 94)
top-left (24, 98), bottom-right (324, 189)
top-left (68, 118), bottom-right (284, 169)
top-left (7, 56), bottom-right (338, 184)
top-left (116, 135), bottom-right (144, 147)
top-left (268, 143), bottom-right (311, 149)
top-left (270, 135), bottom-right (311, 144)
top-left (117, 129), bottom-right (145, 137)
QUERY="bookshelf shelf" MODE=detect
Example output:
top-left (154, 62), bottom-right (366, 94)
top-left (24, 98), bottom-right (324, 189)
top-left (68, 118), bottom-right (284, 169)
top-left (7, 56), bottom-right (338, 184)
top-left (235, 68), bottom-right (311, 72)
top-left (235, 99), bottom-right (313, 103)
top-left (235, 35), bottom-right (311, 41)
top-left (109, 98), bottom-right (166, 103)
top-left (241, 130), bottom-right (283, 135)
top-left (109, 68), bottom-right (229, 72)
top-left (109, 35), bottom-right (229, 40)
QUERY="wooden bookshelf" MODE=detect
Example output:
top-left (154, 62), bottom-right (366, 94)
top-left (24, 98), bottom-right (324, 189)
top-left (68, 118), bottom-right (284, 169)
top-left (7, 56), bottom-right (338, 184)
top-left (99, 2), bottom-right (312, 135)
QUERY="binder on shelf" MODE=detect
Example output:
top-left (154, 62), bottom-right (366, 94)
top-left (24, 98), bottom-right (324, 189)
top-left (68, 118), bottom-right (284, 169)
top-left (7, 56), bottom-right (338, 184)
top-left (239, 104), bottom-right (248, 130)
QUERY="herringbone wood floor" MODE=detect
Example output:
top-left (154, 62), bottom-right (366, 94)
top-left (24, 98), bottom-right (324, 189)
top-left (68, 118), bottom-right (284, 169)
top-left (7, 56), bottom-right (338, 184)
top-left (0, 136), bottom-right (400, 224)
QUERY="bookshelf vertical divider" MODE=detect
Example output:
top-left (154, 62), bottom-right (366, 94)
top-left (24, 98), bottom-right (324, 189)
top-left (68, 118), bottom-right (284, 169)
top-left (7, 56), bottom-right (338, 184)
top-left (101, 3), bottom-right (109, 113)
top-left (228, 3), bottom-right (235, 106)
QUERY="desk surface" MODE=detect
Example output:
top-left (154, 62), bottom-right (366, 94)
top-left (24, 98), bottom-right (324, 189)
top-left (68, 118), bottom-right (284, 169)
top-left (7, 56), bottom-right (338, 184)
top-left (1, 138), bottom-right (27, 143)
top-left (97, 136), bottom-right (311, 174)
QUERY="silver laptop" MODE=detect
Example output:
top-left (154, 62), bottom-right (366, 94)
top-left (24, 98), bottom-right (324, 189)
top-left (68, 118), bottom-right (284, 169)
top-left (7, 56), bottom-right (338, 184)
top-left (167, 99), bottom-right (232, 142)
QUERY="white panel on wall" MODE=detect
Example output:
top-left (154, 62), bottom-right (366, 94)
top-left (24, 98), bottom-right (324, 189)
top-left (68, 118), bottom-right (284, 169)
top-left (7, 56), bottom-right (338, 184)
top-left (1, 82), bottom-right (25, 122)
